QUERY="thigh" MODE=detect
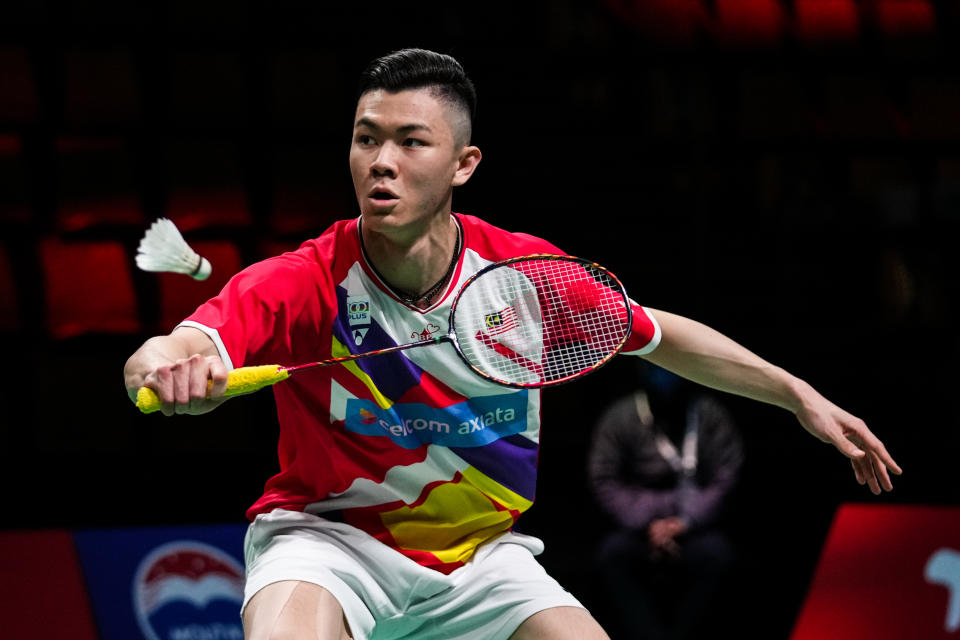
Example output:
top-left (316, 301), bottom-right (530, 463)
top-left (509, 606), bottom-right (611, 640)
top-left (408, 539), bottom-right (588, 640)
top-left (243, 580), bottom-right (353, 640)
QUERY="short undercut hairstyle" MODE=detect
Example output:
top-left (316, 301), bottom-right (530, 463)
top-left (357, 48), bottom-right (477, 144)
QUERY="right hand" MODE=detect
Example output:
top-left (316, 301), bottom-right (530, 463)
top-left (127, 353), bottom-right (229, 416)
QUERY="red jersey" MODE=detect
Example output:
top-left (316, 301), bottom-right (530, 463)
top-left (183, 213), bottom-right (660, 573)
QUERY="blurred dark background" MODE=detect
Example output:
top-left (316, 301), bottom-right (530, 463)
top-left (1, 0), bottom-right (958, 637)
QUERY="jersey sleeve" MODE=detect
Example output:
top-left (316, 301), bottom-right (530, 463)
top-left (621, 302), bottom-right (661, 356)
top-left (179, 253), bottom-right (327, 370)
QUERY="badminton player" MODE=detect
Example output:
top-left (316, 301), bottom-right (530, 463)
top-left (124, 48), bottom-right (901, 640)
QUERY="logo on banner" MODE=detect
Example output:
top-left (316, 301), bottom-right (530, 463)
top-left (133, 541), bottom-right (245, 640)
top-left (926, 547), bottom-right (960, 632)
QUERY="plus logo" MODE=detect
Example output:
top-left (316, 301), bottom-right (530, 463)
top-left (411, 323), bottom-right (441, 341)
top-left (926, 548), bottom-right (960, 632)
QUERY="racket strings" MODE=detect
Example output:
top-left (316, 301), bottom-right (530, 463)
top-left (454, 257), bottom-right (631, 386)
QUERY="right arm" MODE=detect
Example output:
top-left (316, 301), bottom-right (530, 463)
top-left (123, 326), bottom-right (229, 416)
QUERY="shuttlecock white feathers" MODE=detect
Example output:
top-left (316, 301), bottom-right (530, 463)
top-left (136, 218), bottom-right (212, 280)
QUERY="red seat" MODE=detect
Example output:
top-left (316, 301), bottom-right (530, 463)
top-left (872, 0), bottom-right (934, 37)
top-left (40, 238), bottom-right (141, 339)
top-left (794, 0), bottom-right (859, 44)
top-left (163, 139), bottom-right (253, 231)
top-left (54, 136), bottom-right (145, 232)
top-left (0, 47), bottom-right (38, 122)
top-left (156, 240), bottom-right (244, 333)
top-left (713, 0), bottom-right (785, 47)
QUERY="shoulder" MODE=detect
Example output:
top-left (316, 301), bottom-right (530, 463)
top-left (456, 212), bottom-right (565, 261)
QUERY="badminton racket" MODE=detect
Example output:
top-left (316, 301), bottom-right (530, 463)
top-left (136, 254), bottom-right (633, 413)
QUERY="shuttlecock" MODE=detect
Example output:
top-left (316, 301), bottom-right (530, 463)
top-left (136, 218), bottom-right (212, 280)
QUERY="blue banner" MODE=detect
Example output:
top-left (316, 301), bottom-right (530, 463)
top-left (73, 523), bottom-right (248, 640)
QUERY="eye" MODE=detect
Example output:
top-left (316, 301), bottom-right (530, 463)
top-left (403, 138), bottom-right (427, 147)
top-left (355, 134), bottom-right (376, 146)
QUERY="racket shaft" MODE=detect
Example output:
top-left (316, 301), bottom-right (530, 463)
top-left (285, 335), bottom-right (448, 373)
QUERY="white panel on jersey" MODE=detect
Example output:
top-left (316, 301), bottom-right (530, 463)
top-left (305, 444), bottom-right (471, 512)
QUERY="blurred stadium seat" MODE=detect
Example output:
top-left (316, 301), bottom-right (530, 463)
top-left (63, 48), bottom-right (141, 127)
top-left (40, 237), bottom-right (141, 339)
top-left (163, 138), bottom-right (253, 231)
top-left (793, 0), bottom-right (859, 44)
top-left (156, 239), bottom-right (243, 333)
top-left (0, 243), bottom-right (20, 334)
top-left (713, 0), bottom-right (785, 47)
top-left (596, 0), bottom-right (708, 46)
top-left (0, 47), bottom-right (38, 124)
top-left (54, 136), bottom-right (146, 232)
top-left (0, 134), bottom-right (32, 228)
top-left (872, 0), bottom-right (935, 37)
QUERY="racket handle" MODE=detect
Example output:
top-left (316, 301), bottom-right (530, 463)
top-left (135, 364), bottom-right (291, 414)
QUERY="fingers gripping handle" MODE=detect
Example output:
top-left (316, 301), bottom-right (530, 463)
top-left (135, 365), bottom-right (290, 414)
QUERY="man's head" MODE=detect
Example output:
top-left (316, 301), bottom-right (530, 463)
top-left (357, 48), bottom-right (476, 147)
top-left (350, 49), bottom-right (482, 238)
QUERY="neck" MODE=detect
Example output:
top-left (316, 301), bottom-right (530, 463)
top-left (361, 214), bottom-right (460, 307)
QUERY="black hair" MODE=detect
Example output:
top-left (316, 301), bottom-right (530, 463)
top-left (357, 48), bottom-right (477, 129)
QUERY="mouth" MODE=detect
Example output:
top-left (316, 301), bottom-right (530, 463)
top-left (368, 187), bottom-right (399, 204)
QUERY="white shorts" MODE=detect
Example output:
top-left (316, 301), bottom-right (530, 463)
top-left (242, 509), bottom-right (585, 640)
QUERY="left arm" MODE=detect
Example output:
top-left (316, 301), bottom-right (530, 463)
top-left (642, 308), bottom-right (901, 494)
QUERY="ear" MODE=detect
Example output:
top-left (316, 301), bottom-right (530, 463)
top-left (452, 145), bottom-right (482, 187)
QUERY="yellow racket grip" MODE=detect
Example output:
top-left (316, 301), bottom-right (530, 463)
top-left (135, 364), bottom-right (291, 414)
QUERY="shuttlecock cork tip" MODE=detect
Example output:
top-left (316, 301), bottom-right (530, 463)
top-left (191, 256), bottom-right (212, 280)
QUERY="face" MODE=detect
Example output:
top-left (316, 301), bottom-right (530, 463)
top-left (349, 88), bottom-right (480, 237)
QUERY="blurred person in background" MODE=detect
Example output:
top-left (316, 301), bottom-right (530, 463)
top-left (588, 363), bottom-right (744, 640)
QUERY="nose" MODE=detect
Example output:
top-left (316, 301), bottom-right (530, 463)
top-left (371, 142), bottom-right (398, 178)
